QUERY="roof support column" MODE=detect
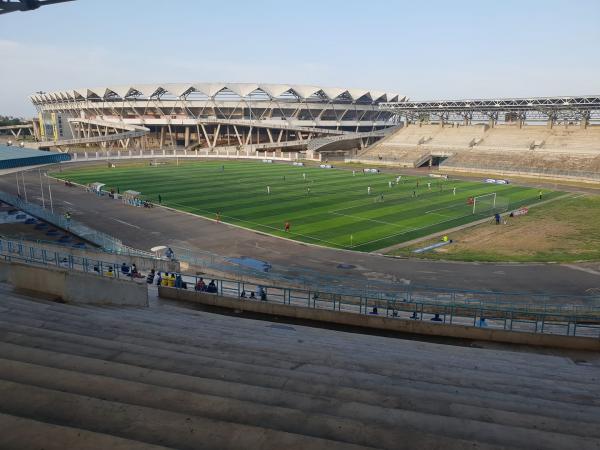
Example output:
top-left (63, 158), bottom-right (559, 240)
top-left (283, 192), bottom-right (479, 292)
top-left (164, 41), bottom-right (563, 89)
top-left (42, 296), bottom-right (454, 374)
top-left (184, 126), bottom-right (190, 148)
top-left (580, 111), bottom-right (589, 129)
top-left (159, 126), bottom-right (165, 149)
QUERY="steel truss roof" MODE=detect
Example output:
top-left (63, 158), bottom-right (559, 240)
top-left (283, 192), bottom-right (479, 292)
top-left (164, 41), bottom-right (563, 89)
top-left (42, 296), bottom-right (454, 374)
top-left (380, 95), bottom-right (600, 122)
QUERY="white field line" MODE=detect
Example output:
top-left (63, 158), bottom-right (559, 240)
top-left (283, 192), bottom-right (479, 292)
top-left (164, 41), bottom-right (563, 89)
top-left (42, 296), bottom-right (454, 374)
top-left (166, 200), bottom-right (341, 247)
top-left (327, 210), bottom-right (405, 228)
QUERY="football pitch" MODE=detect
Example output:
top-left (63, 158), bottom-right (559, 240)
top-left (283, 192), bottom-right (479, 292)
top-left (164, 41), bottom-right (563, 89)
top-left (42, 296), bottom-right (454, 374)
top-left (56, 161), bottom-right (560, 252)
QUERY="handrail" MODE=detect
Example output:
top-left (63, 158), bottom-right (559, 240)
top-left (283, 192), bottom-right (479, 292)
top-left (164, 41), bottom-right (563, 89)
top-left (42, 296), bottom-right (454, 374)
top-left (1, 237), bottom-right (598, 337)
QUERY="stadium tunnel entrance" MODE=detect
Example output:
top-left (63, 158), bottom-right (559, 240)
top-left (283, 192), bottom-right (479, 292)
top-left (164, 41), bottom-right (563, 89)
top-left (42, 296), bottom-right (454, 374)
top-left (417, 154), bottom-right (449, 168)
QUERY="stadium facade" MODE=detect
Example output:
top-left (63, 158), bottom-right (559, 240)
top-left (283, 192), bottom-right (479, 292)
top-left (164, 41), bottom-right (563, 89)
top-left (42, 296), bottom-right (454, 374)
top-left (30, 83), bottom-right (404, 151)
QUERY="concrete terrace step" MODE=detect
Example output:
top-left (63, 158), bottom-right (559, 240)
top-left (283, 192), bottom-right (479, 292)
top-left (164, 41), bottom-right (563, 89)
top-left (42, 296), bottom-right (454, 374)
top-left (0, 346), bottom-right (599, 448)
top-left (0, 380), bottom-right (376, 450)
top-left (1, 299), bottom-right (598, 407)
top-left (2, 291), bottom-right (596, 387)
top-left (1, 296), bottom-right (597, 418)
top-left (1, 310), bottom-right (597, 419)
top-left (0, 413), bottom-right (173, 450)
top-left (1, 286), bottom-right (599, 448)
top-left (0, 358), bottom-right (518, 450)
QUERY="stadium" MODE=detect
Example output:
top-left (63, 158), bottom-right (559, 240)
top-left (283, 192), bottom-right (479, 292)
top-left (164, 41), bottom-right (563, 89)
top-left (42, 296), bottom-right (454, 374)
top-left (1, 1), bottom-right (600, 448)
top-left (29, 82), bottom-right (403, 158)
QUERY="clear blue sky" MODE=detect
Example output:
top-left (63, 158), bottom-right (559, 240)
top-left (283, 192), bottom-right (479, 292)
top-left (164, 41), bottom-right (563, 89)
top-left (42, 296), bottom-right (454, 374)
top-left (1, 0), bottom-right (599, 116)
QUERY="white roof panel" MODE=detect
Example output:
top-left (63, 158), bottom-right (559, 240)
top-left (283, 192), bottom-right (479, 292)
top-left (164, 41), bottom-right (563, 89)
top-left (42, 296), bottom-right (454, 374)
top-left (321, 87), bottom-right (347, 100)
top-left (193, 83), bottom-right (227, 97)
top-left (347, 89), bottom-right (371, 100)
top-left (134, 84), bottom-right (162, 97)
top-left (31, 83), bottom-right (401, 104)
top-left (259, 84), bottom-right (292, 98)
top-left (290, 85), bottom-right (321, 99)
top-left (227, 83), bottom-right (259, 97)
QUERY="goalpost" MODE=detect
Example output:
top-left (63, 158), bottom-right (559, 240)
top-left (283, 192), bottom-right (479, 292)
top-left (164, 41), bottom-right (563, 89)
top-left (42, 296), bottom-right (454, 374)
top-left (472, 193), bottom-right (496, 215)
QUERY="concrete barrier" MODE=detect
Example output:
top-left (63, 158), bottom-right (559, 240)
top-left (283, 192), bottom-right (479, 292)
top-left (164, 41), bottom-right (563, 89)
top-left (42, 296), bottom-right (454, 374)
top-left (1, 260), bottom-right (148, 306)
top-left (159, 286), bottom-right (600, 351)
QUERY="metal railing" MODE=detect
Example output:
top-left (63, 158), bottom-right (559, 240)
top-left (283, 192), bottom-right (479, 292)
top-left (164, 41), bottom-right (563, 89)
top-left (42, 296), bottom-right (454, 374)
top-left (1, 238), bottom-right (598, 338)
top-left (169, 245), bottom-right (600, 316)
top-left (67, 148), bottom-right (303, 162)
top-left (166, 273), bottom-right (600, 339)
top-left (0, 190), bottom-right (124, 253)
top-left (0, 238), bottom-right (147, 281)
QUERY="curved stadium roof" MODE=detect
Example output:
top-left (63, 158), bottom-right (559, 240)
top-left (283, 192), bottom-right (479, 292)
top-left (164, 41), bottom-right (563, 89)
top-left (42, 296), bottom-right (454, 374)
top-left (31, 83), bottom-right (405, 104)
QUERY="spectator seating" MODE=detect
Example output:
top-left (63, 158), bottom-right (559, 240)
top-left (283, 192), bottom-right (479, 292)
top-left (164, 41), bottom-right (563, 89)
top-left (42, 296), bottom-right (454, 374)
top-left (0, 282), bottom-right (598, 449)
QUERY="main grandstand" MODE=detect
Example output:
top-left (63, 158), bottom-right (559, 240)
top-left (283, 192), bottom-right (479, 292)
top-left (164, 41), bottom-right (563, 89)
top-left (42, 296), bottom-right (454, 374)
top-left (29, 83), bottom-right (403, 155)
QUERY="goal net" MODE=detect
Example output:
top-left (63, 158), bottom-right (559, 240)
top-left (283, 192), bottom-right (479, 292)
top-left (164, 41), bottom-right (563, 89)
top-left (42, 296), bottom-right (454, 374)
top-left (472, 193), bottom-right (496, 215)
top-left (472, 193), bottom-right (510, 215)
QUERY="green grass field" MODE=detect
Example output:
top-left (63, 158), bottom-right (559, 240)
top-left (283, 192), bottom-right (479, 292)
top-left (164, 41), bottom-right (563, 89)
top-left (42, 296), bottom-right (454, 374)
top-left (55, 161), bottom-right (560, 252)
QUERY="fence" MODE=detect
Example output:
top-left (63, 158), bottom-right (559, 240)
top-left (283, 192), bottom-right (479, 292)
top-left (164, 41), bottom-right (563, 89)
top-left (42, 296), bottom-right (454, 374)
top-left (0, 238), bottom-right (146, 281)
top-left (165, 274), bottom-right (600, 339)
top-left (170, 245), bottom-right (600, 316)
top-left (1, 238), bottom-right (599, 338)
top-left (0, 190), bottom-right (155, 257)
top-left (66, 148), bottom-right (304, 162)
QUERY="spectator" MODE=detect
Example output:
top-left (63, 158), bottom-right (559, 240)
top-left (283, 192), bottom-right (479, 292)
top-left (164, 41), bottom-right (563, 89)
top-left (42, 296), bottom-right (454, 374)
top-left (195, 278), bottom-right (206, 291)
top-left (175, 274), bottom-right (183, 289)
top-left (155, 271), bottom-right (162, 286)
top-left (207, 280), bottom-right (217, 293)
top-left (240, 290), bottom-right (247, 298)
top-left (369, 306), bottom-right (378, 315)
top-left (249, 291), bottom-right (256, 299)
top-left (165, 247), bottom-right (174, 260)
top-left (431, 313), bottom-right (443, 322)
top-left (161, 273), bottom-right (170, 287)
top-left (168, 273), bottom-right (176, 288)
top-left (494, 213), bottom-right (501, 225)
top-left (131, 264), bottom-right (141, 278)
top-left (410, 311), bottom-right (418, 319)
top-left (146, 269), bottom-right (155, 284)
top-left (477, 317), bottom-right (488, 328)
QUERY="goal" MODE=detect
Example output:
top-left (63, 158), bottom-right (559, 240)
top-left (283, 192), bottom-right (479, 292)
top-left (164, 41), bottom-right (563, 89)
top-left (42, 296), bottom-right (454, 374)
top-left (472, 193), bottom-right (496, 215)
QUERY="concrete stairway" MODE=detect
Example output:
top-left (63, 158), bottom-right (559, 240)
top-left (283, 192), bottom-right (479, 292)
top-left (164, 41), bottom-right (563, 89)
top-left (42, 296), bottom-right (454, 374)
top-left (0, 282), bottom-right (599, 450)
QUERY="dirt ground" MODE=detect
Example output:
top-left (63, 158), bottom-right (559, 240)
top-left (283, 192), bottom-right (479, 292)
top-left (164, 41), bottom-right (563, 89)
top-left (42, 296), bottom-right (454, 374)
top-left (394, 194), bottom-right (600, 262)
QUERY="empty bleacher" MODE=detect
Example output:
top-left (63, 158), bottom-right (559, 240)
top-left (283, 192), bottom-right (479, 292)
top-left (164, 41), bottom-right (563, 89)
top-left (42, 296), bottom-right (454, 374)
top-left (1, 282), bottom-right (599, 449)
top-left (355, 124), bottom-right (600, 181)
top-left (441, 148), bottom-right (600, 180)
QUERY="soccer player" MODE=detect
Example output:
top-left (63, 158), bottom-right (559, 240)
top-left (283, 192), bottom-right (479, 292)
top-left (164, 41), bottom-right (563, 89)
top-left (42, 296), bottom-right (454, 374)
top-left (539, 190), bottom-right (542, 200)
top-left (267, 186), bottom-right (270, 195)
top-left (427, 182), bottom-right (431, 190)
top-left (396, 175), bottom-right (401, 183)
top-left (388, 181), bottom-right (392, 188)
top-left (285, 221), bottom-right (290, 232)
top-left (352, 170), bottom-right (356, 176)
top-left (380, 194), bottom-right (384, 202)
top-left (158, 194), bottom-right (162, 204)
top-left (307, 187), bottom-right (310, 195)
top-left (303, 173), bottom-right (306, 180)
top-left (216, 211), bottom-right (221, 223)
top-left (367, 186), bottom-right (371, 195)
top-left (453, 187), bottom-right (456, 196)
